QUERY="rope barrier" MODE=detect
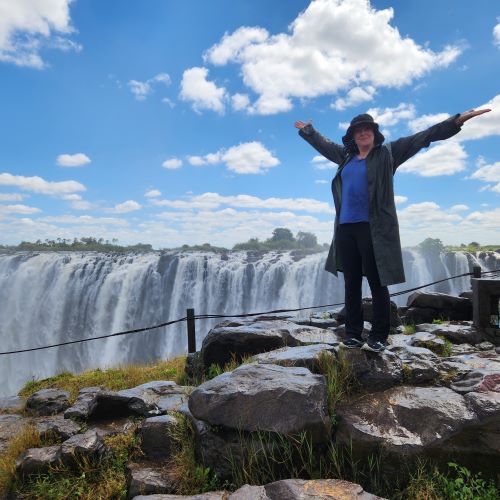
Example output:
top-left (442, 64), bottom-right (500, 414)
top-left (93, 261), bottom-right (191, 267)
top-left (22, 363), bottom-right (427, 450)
top-left (1, 267), bottom-right (498, 356)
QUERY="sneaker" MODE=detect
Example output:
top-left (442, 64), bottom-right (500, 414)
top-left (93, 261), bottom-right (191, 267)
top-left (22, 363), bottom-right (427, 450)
top-left (362, 340), bottom-right (386, 353)
top-left (339, 337), bottom-right (364, 349)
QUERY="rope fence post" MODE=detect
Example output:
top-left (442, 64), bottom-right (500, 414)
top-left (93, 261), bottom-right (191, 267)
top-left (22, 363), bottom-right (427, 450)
top-left (187, 308), bottom-right (196, 353)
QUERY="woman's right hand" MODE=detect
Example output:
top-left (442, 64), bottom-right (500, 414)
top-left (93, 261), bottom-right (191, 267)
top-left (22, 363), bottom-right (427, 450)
top-left (294, 120), bottom-right (311, 129)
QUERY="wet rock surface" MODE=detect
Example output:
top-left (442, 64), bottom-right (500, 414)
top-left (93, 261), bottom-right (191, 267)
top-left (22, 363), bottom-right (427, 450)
top-left (189, 364), bottom-right (330, 442)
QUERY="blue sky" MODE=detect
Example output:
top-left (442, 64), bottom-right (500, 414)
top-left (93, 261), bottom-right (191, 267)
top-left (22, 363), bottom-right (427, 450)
top-left (0, 0), bottom-right (499, 248)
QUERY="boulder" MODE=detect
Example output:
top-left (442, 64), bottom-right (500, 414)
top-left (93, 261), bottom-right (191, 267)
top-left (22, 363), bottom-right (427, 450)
top-left (338, 349), bottom-right (403, 391)
top-left (0, 414), bottom-right (25, 453)
top-left (35, 415), bottom-right (81, 440)
top-left (60, 429), bottom-right (107, 465)
top-left (450, 370), bottom-right (500, 394)
top-left (406, 292), bottom-right (472, 322)
top-left (138, 415), bottom-right (178, 460)
top-left (89, 417), bottom-right (135, 439)
top-left (188, 364), bottom-right (330, 443)
top-left (16, 445), bottom-right (61, 476)
top-left (335, 386), bottom-right (477, 457)
top-left (201, 320), bottom-right (294, 368)
top-left (252, 344), bottom-right (335, 372)
top-left (426, 323), bottom-right (484, 345)
top-left (132, 493), bottom-right (225, 499)
top-left (126, 462), bottom-right (174, 498)
top-left (25, 389), bottom-right (70, 416)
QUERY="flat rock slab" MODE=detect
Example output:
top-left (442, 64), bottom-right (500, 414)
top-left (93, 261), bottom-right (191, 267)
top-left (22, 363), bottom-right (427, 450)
top-left (417, 322), bottom-right (483, 345)
top-left (16, 445), bottom-right (61, 476)
top-left (189, 364), bottom-right (330, 442)
top-left (26, 389), bottom-right (70, 416)
top-left (252, 344), bottom-right (335, 371)
top-left (34, 415), bottom-right (81, 440)
top-left (127, 462), bottom-right (174, 498)
top-left (336, 386), bottom-right (477, 455)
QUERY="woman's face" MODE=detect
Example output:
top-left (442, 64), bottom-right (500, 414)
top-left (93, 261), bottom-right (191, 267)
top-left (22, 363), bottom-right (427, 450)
top-left (353, 125), bottom-right (375, 149)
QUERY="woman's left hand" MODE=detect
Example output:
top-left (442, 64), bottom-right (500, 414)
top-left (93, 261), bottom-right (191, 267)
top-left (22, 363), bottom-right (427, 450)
top-left (455, 108), bottom-right (491, 126)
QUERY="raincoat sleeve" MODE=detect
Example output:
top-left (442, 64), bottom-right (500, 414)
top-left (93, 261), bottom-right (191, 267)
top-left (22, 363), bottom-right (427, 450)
top-left (298, 124), bottom-right (347, 165)
top-left (389, 114), bottom-right (462, 173)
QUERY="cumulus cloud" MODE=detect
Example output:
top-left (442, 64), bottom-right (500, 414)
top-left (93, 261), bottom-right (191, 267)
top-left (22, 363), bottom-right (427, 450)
top-left (202, 0), bottom-right (461, 115)
top-left (57, 153), bottom-right (91, 167)
top-left (394, 196), bottom-right (408, 205)
top-left (40, 215), bottom-right (128, 226)
top-left (162, 158), bottom-right (183, 169)
top-left (152, 192), bottom-right (332, 214)
top-left (407, 113), bottom-right (450, 133)
top-left (128, 73), bottom-right (171, 100)
top-left (456, 94), bottom-right (500, 141)
top-left (0, 0), bottom-right (79, 68)
top-left (493, 19), bottom-right (500, 48)
top-left (332, 86), bottom-right (376, 110)
top-left (397, 140), bottom-right (467, 177)
top-left (145, 189), bottom-right (161, 198)
top-left (111, 200), bottom-right (142, 213)
top-left (367, 103), bottom-right (416, 127)
top-left (0, 193), bottom-right (26, 201)
top-left (231, 93), bottom-right (251, 111)
top-left (469, 160), bottom-right (500, 193)
top-left (0, 204), bottom-right (40, 214)
top-left (311, 155), bottom-right (335, 170)
top-left (180, 67), bottom-right (226, 113)
top-left (0, 172), bottom-right (85, 195)
top-left (186, 142), bottom-right (279, 174)
top-left (449, 204), bottom-right (470, 212)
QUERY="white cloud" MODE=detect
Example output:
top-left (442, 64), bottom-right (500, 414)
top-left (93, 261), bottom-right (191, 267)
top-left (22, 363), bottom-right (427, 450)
top-left (128, 72), bottom-right (171, 100)
top-left (463, 209), bottom-right (500, 229)
top-left (62, 194), bottom-right (81, 201)
top-left (0, 204), bottom-right (40, 214)
top-left (162, 158), bottom-right (183, 169)
top-left (311, 155), bottom-right (335, 170)
top-left (0, 0), bottom-right (78, 68)
top-left (57, 153), bottom-right (91, 167)
top-left (332, 86), bottom-right (376, 110)
top-left (394, 195), bottom-right (408, 205)
top-left (408, 113), bottom-right (450, 133)
top-left (186, 142), bottom-right (279, 174)
top-left (493, 19), bottom-right (500, 48)
top-left (222, 142), bottom-right (279, 174)
top-left (449, 204), bottom-right (469, 212)
top-left (0, 172), bottom-right (85, 195)
top-left (145, 189), bottom-right (161, 198)
top-left (180, 67), bottom-right (226, 113)
top-left (202, 0), bottom-right (461, 115)
top-left (111, 200), bottom-right (142, 213)
top-left (315, 180), bottom-right (329, 184)
top-left (70, 200), bottom-right (95, 210)
top-left (40, 215), bottom-right (128, 226)
top-left (152, 192), bottom-right (332, 214)
top-left (0, 193), bottom-right (26, 201)
top-left (367, 103), bottom-right (416, 127)
top-left (231, 93), bottom-right (251, 111)
top-left (469, 160), bottom-right (500, 193)
top-left (456, 94), bottom-right (500, 141)
top-left (397, 140), bottom-right (467, 177)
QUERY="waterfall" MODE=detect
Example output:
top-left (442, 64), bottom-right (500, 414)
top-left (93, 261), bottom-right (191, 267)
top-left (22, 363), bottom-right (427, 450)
top-left (1, 249), bottom-right (498, 397)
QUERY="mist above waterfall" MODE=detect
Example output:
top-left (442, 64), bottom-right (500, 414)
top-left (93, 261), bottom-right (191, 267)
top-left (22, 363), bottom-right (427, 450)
top-left (1, 249), bottom-right (498, 397)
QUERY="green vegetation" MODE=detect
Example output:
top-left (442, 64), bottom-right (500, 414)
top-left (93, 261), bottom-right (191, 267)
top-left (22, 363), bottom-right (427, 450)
top-left (403, 323), bottom-right (416, 335)
top-left (399, 461), bottom-right (499, 500)
top-left (233, 228), bottom-right (328, 252)
top-left (0, 237), bottom-right (153, 253)
top-left (19, 356), bottom-right (187, 403)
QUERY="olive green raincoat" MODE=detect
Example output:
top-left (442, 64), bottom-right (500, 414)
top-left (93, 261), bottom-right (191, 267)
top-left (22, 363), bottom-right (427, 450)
top-left (299, 115), bottom-right (462, 286)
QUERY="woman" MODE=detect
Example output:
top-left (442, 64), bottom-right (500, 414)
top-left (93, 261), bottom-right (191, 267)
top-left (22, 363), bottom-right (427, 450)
top-left (295, 108), bottom-right (490, 352)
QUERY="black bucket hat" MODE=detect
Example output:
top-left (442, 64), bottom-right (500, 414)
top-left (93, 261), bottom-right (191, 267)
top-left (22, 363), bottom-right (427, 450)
top-left (342, 113), bottom-right (385, 146)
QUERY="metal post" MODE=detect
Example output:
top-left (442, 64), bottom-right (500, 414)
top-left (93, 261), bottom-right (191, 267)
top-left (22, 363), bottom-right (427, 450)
top-left (186, 308), bottom-right (196, 353)
top-left (473, 265), bottom-right (482, 278)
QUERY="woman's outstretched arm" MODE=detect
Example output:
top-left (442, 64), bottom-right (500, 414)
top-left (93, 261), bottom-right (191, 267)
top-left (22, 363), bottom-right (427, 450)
top-left (295, 120), bottom-right (347, 166)
top-left (390, 108), bottom-right (491, 172)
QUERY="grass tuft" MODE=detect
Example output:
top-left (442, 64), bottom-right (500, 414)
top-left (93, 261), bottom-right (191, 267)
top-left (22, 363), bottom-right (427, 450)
top-left (19, 356), bottom-right (187, 403)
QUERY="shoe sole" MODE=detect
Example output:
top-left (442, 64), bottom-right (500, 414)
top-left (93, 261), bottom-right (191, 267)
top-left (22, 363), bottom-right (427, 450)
top-left (361, 343), bottom-right (385, 353)
top-left (339, 342), bottom-right (363, 349)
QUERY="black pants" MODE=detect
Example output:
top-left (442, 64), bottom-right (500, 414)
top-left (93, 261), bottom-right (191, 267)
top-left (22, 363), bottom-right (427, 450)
top-left (337, 222), bottom-right (390, 342)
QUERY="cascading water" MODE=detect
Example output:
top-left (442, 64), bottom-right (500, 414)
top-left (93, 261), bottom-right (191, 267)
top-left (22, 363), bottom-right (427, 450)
top-left (0, 249), bottom-right (498, 397)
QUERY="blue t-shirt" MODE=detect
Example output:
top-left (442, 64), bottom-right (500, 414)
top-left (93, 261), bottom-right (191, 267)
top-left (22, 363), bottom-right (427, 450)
top-left (339, 157), bottom-right (369, 224)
